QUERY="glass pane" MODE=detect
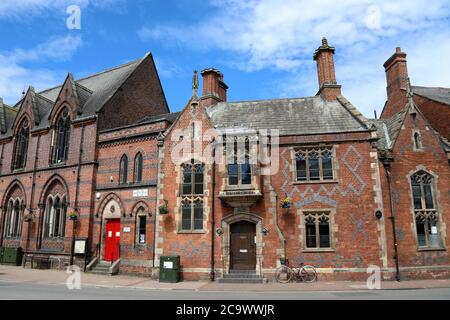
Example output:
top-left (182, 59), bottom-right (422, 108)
top-left (182, 205), bottom-right (191, 230)
top-left (309, 154), bottom-right (320, 181)
top-left (194, 168), bottom-right (204, 194)
top-left (412, 185), bottom-right (422, 209)
top-left (416, 221), bottom-right (426, 247)
top-left (241, 163), bottom-right (252, 185)
top-left (319, 222), bottom-right (331, 248)
top-left (139, 216), bottom-right (146, 244)
top-left (322, 157), bottom-right (333, 180)
top-left (194, 204), bottom-right (203, 230)
top-left (182, 168), bottom-right (192, 195)
top-left (423, 184), bottom-right (434, 209)
top-left (305, 223), bottom-right (317, 248)
top-left (296, 158), bottom-right (307, 181)
top-left (228, 164), bottom-right (239, 185)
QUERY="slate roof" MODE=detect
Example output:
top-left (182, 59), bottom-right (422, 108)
top-left (206, 96), bottom-right (370, 136)
top-left (138, 112), bottom-right (181, 125)
top-left (0, 99), bottom-right (18, 135)
top-left (413, 86), bottom-right (450, 106)
top-left (1, 55), bottom-right (148, 138)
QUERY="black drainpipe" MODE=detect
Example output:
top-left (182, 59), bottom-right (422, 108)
top-left (70, 124), bottom-right (85, 266)
top-left (27, 134), bottom-right (41, 253)
top-left (382, 156), bottom-right (401, 282)
top-left (210, 139), bottom-right (216, 282)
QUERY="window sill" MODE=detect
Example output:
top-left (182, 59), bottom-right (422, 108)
top-left (293, 180), bottom-right (338, 185)
top-left (177, 230), bottom-right (206, 235)
top-left (417, 247), bottom-right (447, 252)
top-left (224, 186), bottom-right (256, 191)
top-left (302, 248), bottom-right (336, 253)
top-left (12, 169), bottom-right (25, 174)
top-left (49, 162), bottom-right (67, 168)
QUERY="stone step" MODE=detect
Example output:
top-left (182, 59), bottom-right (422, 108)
top-left (223, 274), bottom-right (261, 279)
top-left (218, 278), bottom-right (267, 284)
top-left (229, 270), bottom-right (257, 274)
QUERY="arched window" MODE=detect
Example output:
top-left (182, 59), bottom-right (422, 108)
top-left (4, 198), bottom-right (24, 238)
top-left (414, 132), bottom-right (423, 150)
top-left (411, 171), bottom-right (441, 248)
top-left (43, 195), bottom-right (67, 238)
top-left (52, 108), bottom-right (71, 164)
top-left (135, 207), bottom-right (147, 245)
top-left (12, 118), bottom-right (30, 170)
top-left (180, 160), bottom-right (204, 231)
top-left (119, 155), bottom-right (128, 185)
top-left (134, 153), bottom-right (143, 184)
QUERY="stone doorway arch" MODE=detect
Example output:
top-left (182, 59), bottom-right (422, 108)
top-left (221, 211), bottom-right (264, 275)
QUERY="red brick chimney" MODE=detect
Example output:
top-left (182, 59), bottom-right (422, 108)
top-left (381, 47), bottom-right (409, 119)
top-left (200, 68), bottom-right (228, 107)
top-left (314, 37), bottom-right (342, 101)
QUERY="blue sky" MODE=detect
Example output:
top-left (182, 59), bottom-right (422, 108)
top-left (0, 0), bottom-right (449, 117)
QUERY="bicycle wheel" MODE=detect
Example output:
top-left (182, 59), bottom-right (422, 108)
top-left (300, 265), bottom-right (317, 283)
top-left (275, 266), bottom-right (293, 283)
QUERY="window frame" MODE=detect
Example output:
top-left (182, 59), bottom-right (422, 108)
top-left (4, 198), bottom-right (25, 239)
top-left (12, 118), bottom-right (30, 171)
top-left (43, 195), bottom-right (67, 239)
top-left (410, 171), bottom-right (443, 250)
top-left (51, 108), bottom-right (71, 165)
top-left (119, 155), bottom-right (129, 185)
top-left (134, 153), bottom-right (144, 184)
top-left (226, 137), bottom-right (253, 188)
top-left (135, 209), bottom-right (147, 246)
top-left (301, 210), bottom-right (335, 252)
top-left (293, 146), bottom-right (337, 183)
top-left (179, 160), bottom-right (205, 233)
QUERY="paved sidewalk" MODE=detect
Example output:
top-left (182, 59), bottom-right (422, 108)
top-left (1, 265), bottom-right (450, 292)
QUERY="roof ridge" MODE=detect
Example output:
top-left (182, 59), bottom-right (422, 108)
top-left (38, 56), bottom-right (144, 95)
top-left (412, 85), bottom-right (450, 90)
top-left (222, 96), bottom-right (319, 105)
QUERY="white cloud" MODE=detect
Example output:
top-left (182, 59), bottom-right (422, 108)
top-left (0, 0), bottom-right (122, 19)
top-left (138, 0), bottom-right (450, 116)
top-left (0, 35), bottom-right (83, 105)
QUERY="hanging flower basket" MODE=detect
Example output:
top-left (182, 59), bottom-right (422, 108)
top-left (23, 213), bottom-right (34, 223)
top-left (159, 203), bottom-right (169, 215)
top-left (69, 211), bottom-right (79, 221)
top-left (281, 197), bottom-right (293, 209)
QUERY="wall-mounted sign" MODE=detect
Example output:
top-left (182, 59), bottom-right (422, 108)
top-left (74, 239), bottom-right (87, 255)
top-left (133, 189), bottom-right (149, 198)
top-left (123, 227), bottom-right (131, 233)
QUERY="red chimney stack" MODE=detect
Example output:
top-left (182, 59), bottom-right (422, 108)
top-left (314, 37), bottom-right (342, 101)
top-left (201, 68), bottom-right (228, 107)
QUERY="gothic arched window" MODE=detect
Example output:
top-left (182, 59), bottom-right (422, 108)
top-left (52, 108), bottom-right (71, 164)
top-left (12, 118), bottom-right (30, 170)
top-left (134, 153), bottom-right (143, 184)
top-left (4, 198), bottom-right (25, 238)
top-left (411, 171), bottom-right (441, 248)
top-left (43, 195), bottom-right (67, 238)
top-left (119, 155), bottom-right (128, 185)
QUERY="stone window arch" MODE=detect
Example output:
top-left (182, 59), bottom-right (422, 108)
top-left (43, 194), bottom-right (68, 238)
top-left (4, 198), bottom-right (25, 238)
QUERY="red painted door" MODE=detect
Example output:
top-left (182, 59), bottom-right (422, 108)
top-left (104, 219), bottom-right (121, 262)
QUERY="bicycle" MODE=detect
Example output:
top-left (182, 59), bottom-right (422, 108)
top-left (275, 259), bottom-right (317, 283)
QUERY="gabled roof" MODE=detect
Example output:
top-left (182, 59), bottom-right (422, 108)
top-left (1, 54), bottom-right (151, 138)
top-left (206, 96), bottom-right (370, 136)
top-left (412, 86), bottom-right (450, 106)
top-left (0, 99), bottom-right (18, 136)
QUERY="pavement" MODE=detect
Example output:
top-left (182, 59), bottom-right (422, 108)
top-left (1, 265), bottom-right (450, 292)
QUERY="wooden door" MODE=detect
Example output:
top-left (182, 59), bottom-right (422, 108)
top-left (104, 219), bottom-right (121, 262)
top-left (230, 221), bottom-right (256, 270)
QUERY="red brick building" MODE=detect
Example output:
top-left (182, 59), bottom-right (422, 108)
top-left (0, 40), bottom-right (448, 282)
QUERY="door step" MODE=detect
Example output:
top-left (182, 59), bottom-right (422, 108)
top-left (87, 261), bottom-right (113, 275)
top-left (218, 270), bottom-right (267, 284)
